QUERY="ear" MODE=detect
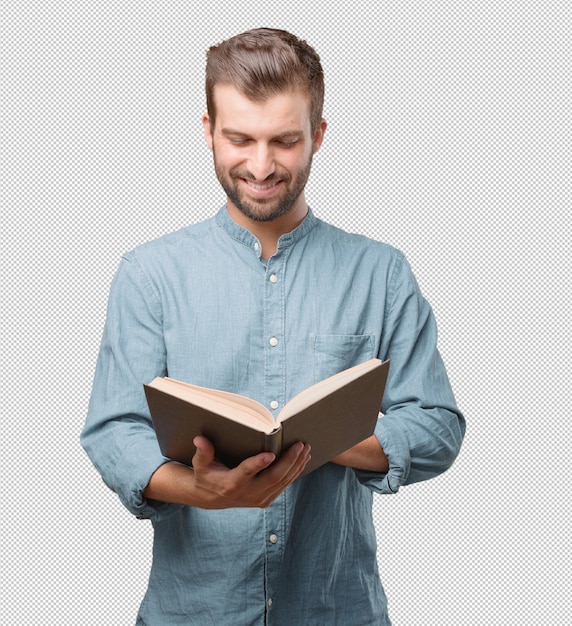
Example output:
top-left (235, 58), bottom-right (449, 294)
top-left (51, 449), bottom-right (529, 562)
top-left (312, 118), bottom-right (328, 154)
top-left (202, 113), bottom-right (213, 150)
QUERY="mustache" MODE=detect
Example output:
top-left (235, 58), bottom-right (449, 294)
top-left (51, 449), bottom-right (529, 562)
top-left (229, 168), bottom-right (291, 183)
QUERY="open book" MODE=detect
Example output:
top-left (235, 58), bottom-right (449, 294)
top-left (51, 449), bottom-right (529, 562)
top-left (144, 358), bottom-right (389, 477)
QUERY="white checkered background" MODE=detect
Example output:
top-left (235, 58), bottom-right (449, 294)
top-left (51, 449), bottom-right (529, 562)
top-left (3, 2), bottom-right (570, 624)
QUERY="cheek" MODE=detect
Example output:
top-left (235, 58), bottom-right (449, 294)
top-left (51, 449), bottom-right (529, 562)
top-left (214, 145), bottom-right (241, 170)
top-left (282, 147), bottom-right (312, 172)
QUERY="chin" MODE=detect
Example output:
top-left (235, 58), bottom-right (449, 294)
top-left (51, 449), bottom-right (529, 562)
top-left (232, 195), bottom-right (295, 223)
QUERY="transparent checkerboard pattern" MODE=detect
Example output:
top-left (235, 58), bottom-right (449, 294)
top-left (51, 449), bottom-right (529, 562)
top-left (4, 2), bottom-right (570, 625)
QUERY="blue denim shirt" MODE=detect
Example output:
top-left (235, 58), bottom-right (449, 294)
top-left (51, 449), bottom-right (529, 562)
top-left (81, 206), bottom-right (465, 625)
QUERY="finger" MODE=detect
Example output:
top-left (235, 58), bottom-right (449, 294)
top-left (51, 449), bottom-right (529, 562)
top-left (283, 443), bottom-right (311, 481)
top-left (262, 442), bottom-right (311, 485)
top-left (255, 444), bottom-right (311, 507)
top-left (191, 436), bottom-right (216, 469)
top-left (235, 451), bottom-right (276, 479)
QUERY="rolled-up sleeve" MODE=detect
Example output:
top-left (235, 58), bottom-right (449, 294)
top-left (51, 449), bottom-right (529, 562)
top-left (81, 253), bottom-right (183, 521)
top-left (356, 252), bottom-right (466, 494)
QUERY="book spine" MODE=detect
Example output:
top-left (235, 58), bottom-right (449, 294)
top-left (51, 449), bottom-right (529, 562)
top-left (264, 427), bottom-right (283, 458)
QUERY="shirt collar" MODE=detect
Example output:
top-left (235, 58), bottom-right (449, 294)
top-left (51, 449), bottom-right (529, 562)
top-left (215, 204), bottom-right (318, 258)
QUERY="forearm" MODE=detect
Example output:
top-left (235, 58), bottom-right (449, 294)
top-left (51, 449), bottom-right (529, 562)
top-left (331, 435), bottom-right (389, 472)
top-left (143, 461), bottom-right (195, 506)
top-left (143, 437), bottom-right (311, 510)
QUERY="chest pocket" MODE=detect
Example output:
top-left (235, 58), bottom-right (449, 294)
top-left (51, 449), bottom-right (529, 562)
top-left (312, 334), bottom-right (375, 384)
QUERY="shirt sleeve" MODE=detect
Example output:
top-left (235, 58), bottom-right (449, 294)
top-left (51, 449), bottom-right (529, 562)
top-left (80, 252), bottom-right (183, 521)
top-left (354, 251), bottom-right (466, 494)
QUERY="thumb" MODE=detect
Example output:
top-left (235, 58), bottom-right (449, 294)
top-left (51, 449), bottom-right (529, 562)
top-left (192, 436), bottom-right (215, 468)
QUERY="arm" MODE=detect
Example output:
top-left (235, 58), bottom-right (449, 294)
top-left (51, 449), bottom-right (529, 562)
top-left (331, 435), bottom-right (389, 472)
top-left (81, 254), bottom-right (178, 520)
top-left (81, 254), bottom-right (310, 518)
top-left (341, 252), bottom-right (465, 493)
top-left (143, 437), bottom-right (311, 509)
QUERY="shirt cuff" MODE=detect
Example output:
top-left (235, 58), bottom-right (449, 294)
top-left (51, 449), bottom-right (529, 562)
top-left (102, 446), bottom-right (185, 522)
top-left (129, 462), bottom-right (185, 522)
top-left (353, 417), bottom-right (411, 494)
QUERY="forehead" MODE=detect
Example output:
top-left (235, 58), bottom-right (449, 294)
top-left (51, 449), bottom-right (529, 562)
top-left (212, 84), bottom-right (312, 135)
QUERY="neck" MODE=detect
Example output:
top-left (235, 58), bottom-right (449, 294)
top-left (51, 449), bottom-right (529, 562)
top-left (226, 197), bottom-right (308, 259)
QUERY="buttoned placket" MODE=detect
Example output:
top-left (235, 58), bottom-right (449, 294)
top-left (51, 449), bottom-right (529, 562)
top-left (261, 247), bottom-right (288, 622)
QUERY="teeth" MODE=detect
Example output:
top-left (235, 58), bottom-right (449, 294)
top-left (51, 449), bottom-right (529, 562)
top-left (247, 181), bottom-right (276, 190)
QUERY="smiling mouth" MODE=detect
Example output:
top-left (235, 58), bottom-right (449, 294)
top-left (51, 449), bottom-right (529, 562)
top-left (242, 178), bottom-right (280, 191)
top-left (242, 178), bottom-right (282, 193)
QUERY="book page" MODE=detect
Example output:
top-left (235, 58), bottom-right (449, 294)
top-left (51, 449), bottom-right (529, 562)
top-left (277, 358), bottom-right (382, 422)
top-left (148, 377), bottom-right (275, 431)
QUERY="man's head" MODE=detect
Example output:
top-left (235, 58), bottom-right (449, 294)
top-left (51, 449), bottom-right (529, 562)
top-left (205, 28), bottom-right (324, 136)
top-left (202, 29), bottom-right (327, 227)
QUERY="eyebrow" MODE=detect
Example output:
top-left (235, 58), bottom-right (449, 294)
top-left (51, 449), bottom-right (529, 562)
top-left (221, 128), bottom-right (304, 139)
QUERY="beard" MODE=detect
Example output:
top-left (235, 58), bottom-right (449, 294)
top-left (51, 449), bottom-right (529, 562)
top-left (213, 150), bottom-right (313, 223)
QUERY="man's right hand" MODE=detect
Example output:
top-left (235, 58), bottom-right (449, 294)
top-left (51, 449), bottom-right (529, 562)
top-left (143, 436), bottom-right (311, 509)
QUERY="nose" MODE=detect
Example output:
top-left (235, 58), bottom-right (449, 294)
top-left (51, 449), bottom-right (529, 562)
top-left (246, 144), bottom-right (275, 181)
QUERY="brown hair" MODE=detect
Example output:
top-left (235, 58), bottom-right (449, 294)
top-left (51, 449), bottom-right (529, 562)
top-left (205, 28), bottom-right (325, 133)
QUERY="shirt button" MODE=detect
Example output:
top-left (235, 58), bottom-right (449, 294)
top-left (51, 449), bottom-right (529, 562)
top-left (268, 598), bottom-right (273, 607)
top-left (269, 337), bottom-right (278, 347)
top-left (253, 242), bottom-right (260, 252)
top-left (269, 274), bottom-right (278, 283)
top-left (269, 533), bottom-right (278, 544)
top-left (270, 400), bottom-right (279, 410)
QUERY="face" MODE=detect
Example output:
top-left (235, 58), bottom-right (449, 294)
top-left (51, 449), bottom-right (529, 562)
top-left (203, 84), bottom-right (326, 223)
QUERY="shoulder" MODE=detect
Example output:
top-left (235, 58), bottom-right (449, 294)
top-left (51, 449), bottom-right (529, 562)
top-left (312, 215), bottom-right (406, 266)
top-left (121, 214), bottom-right (216, 268)
top-left (108, 214), bottom-right (220, 298)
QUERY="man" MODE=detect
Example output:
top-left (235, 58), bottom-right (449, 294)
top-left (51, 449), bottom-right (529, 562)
top-left (81, 28), bottom-right (465, 625)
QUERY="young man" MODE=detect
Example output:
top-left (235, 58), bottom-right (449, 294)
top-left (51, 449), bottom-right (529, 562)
top-left (81, 28), bottom-right (465, 625)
